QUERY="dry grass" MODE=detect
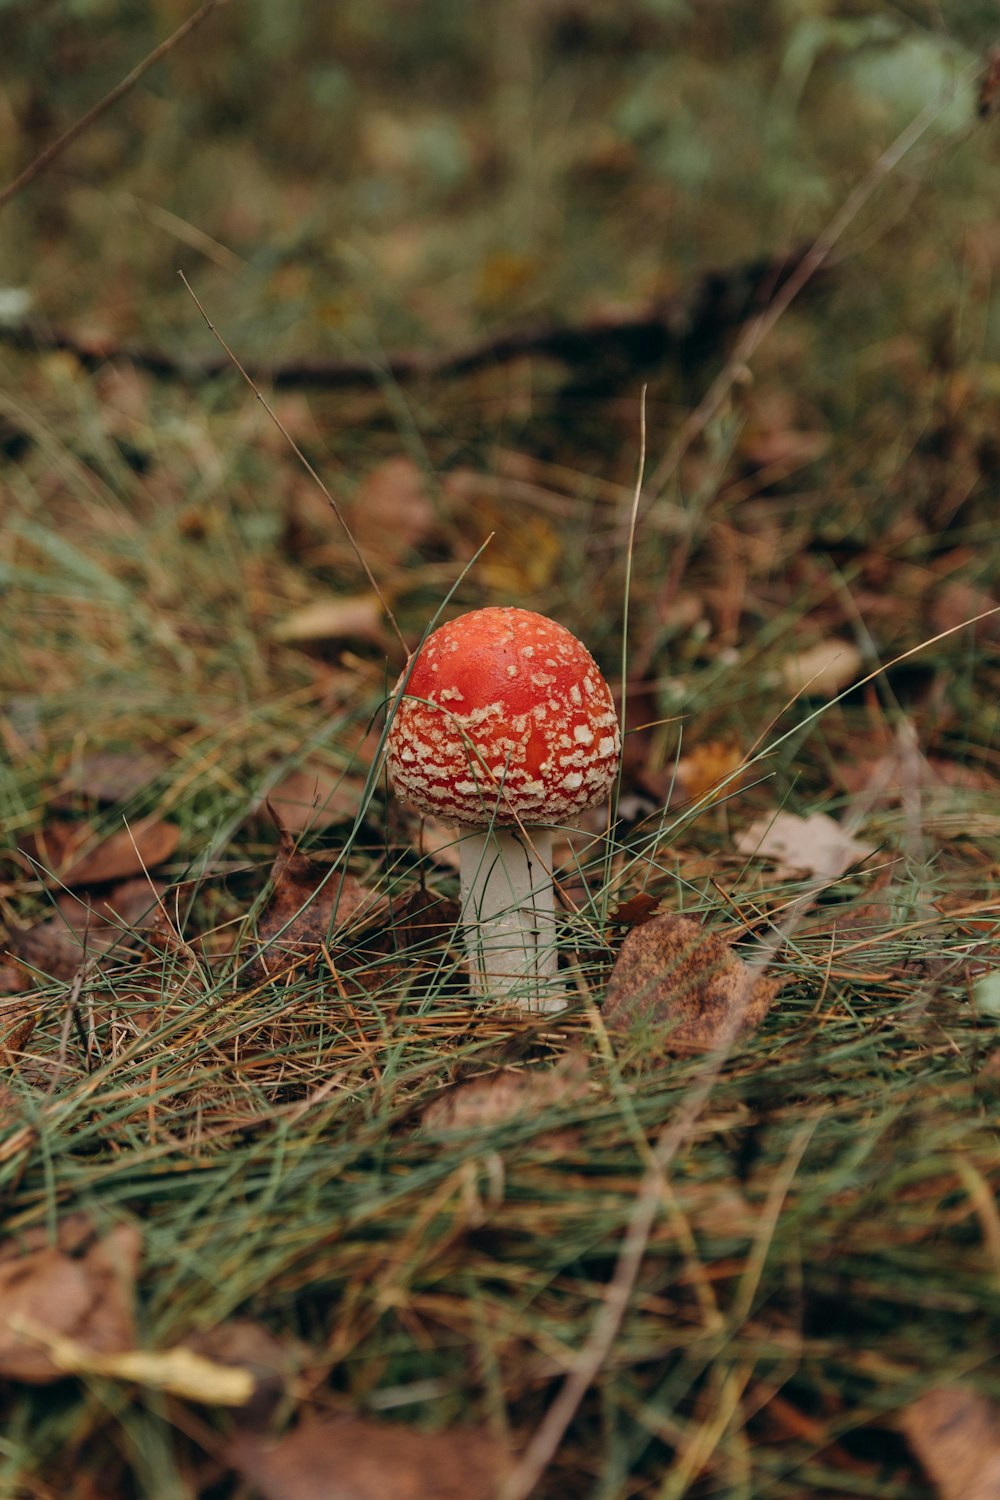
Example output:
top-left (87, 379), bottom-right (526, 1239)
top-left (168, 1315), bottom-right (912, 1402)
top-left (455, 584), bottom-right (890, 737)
top-left (2, 3), bottom-right (1000, 1496)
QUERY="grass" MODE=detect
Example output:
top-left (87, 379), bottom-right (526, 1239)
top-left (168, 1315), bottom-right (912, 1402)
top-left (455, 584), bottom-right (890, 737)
top-left (2, 2), bottom-right (1000, 1496)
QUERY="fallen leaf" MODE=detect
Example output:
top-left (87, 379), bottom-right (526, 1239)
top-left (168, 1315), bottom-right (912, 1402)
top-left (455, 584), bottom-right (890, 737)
top-left (420, 1054), bottom-right (589, 1134)
top-left (826, 865), bottom-right (898, 940)
top-left (925, 756), bottom-right (1000, 792)
top-left (603, 914), bottom-right (780, 1054)
top-left (734, 811), bottom-right (875, 880)
top-left (978, 1050), bottom-right (1000, 1091)
top-left (972, 971), bottom-right (1000, 1019)
top-left (6, 878), bottom-right (167, 983)
top-left (780, 639), bottom-right (862, 699)
top-left (608, 892), bottom-right (661, 929)
top-left (265, 765), bottom-right (367, 833)
top-left (476, 248), bottom-right (540, 307)
top-left (634, 736), bottom-right (744, 812)
top-left (7, 918), bottom-right (118, 982)
top-left (0, 1221), bottom-right (140, 1383)
top-left (680, 1180), bottom-right (756, 1241)
top-left (1, 996), bottom-right (37, 1066)
top-left (901, 1387), bottom-right (1000, 1500)
top-left (54, 748), bottom-right (170, 807)
top-left (445, 472), bottom-right (562, 595)
top-left (17, 817), bottom-right (180, 887)
top-left (230, 1414), bottom-right (509, 1500)
top-left (0, 1083), bottom-right (23, 1123)
top-left (273, 593), bottom-right (388, 648)
top-left (350, 457), bottom-right (438, 561)
top-left (247, 824), bottom-right (387, 983)
top-left (54, 876), bottom-right (167, 934)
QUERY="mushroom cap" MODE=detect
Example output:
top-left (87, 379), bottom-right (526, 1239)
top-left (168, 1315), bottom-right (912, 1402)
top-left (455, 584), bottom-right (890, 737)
top-left (386, 606), bottom-right (621, 827)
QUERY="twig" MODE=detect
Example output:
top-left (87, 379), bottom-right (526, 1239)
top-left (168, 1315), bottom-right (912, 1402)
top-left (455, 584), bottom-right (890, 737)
top-left (0, 248), bottom-right (814, 387)
top-left (178, 272), bottom-right (409, 659)
top-left (0, 0), bottom-right (229, 214)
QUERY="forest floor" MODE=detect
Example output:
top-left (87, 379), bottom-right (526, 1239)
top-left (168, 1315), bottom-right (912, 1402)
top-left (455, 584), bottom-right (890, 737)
top-left (2, 5), bottom-right (1000, 1497)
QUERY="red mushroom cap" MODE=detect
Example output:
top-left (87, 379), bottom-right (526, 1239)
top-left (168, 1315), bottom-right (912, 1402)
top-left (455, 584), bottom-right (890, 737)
top-left (386, 606), bottom-right (621, 827)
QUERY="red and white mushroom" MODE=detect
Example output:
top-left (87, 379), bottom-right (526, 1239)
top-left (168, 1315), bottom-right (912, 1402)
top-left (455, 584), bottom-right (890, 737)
top-left (386, 606), bottom-right (621, 1008)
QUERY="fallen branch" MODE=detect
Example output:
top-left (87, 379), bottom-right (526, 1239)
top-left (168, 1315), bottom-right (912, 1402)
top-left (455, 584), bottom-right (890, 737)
top-left (0, 248), bottom-right (818, 389)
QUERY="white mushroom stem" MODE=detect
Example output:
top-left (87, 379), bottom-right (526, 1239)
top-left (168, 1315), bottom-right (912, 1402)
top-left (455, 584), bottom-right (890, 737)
top-left (459, 828), bottom-right (562, 1010)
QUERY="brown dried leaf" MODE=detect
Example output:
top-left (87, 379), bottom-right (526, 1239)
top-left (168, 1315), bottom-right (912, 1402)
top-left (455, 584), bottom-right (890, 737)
top-left (635, 740), bottom-right (743, 812)
top-left (54, 748), bottom-right (170, 807)
top-left (0, 1213), bottom-right (110, 1261)
top-left (609, 892), bottom-right (661, 929)
top-left (446, 471), bottom-right (562, 594)
top-left (931, 580), bottom-right (1000, 645)
top-left (272, 593), bottom-right (389, 648)
top-left (734, 811), bottom-right (875, 880)
top-left (230, 1415), bottom-right (509, 1500)
top-left (7, 878), bottom-right (166, 983)
top-left (265, 766), bottom-right (366, 833)
top-left (0, 1221), bottom-right (141, 1384)
top-left (1, 996), bottom-right (37, 1066)
top-left (420, 1054), bottom-right (589, 1134)
top-left (350, 456), bottom-right (438, 561)
top-left (901, 1388), bottom-right (1000, 1500)
top-left (738, 386), bottom-right (830, 473)
top-left (248, 825), bottom-right (387, 983)
top-left (825, 866), bottom-right (899, 941)
top-left (0, 1083), bottom-right (23, 1124)
top-left (603, 914), bottom-right (780, 1055)
top-left (17, 817), bottom-right (180, 887)
top-left (54, 877), bottom-right (167, 934)
top-left (978, 1049), bottom-right (1000, 1091)
top-left (7, 918), bottom-right (117, 982)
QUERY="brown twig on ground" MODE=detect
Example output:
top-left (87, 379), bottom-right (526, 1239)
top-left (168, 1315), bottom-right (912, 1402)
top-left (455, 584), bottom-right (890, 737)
top-left (0, 249), bottom-right (816, 388)
top-left (0, 0), bottom-right (229, 215)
